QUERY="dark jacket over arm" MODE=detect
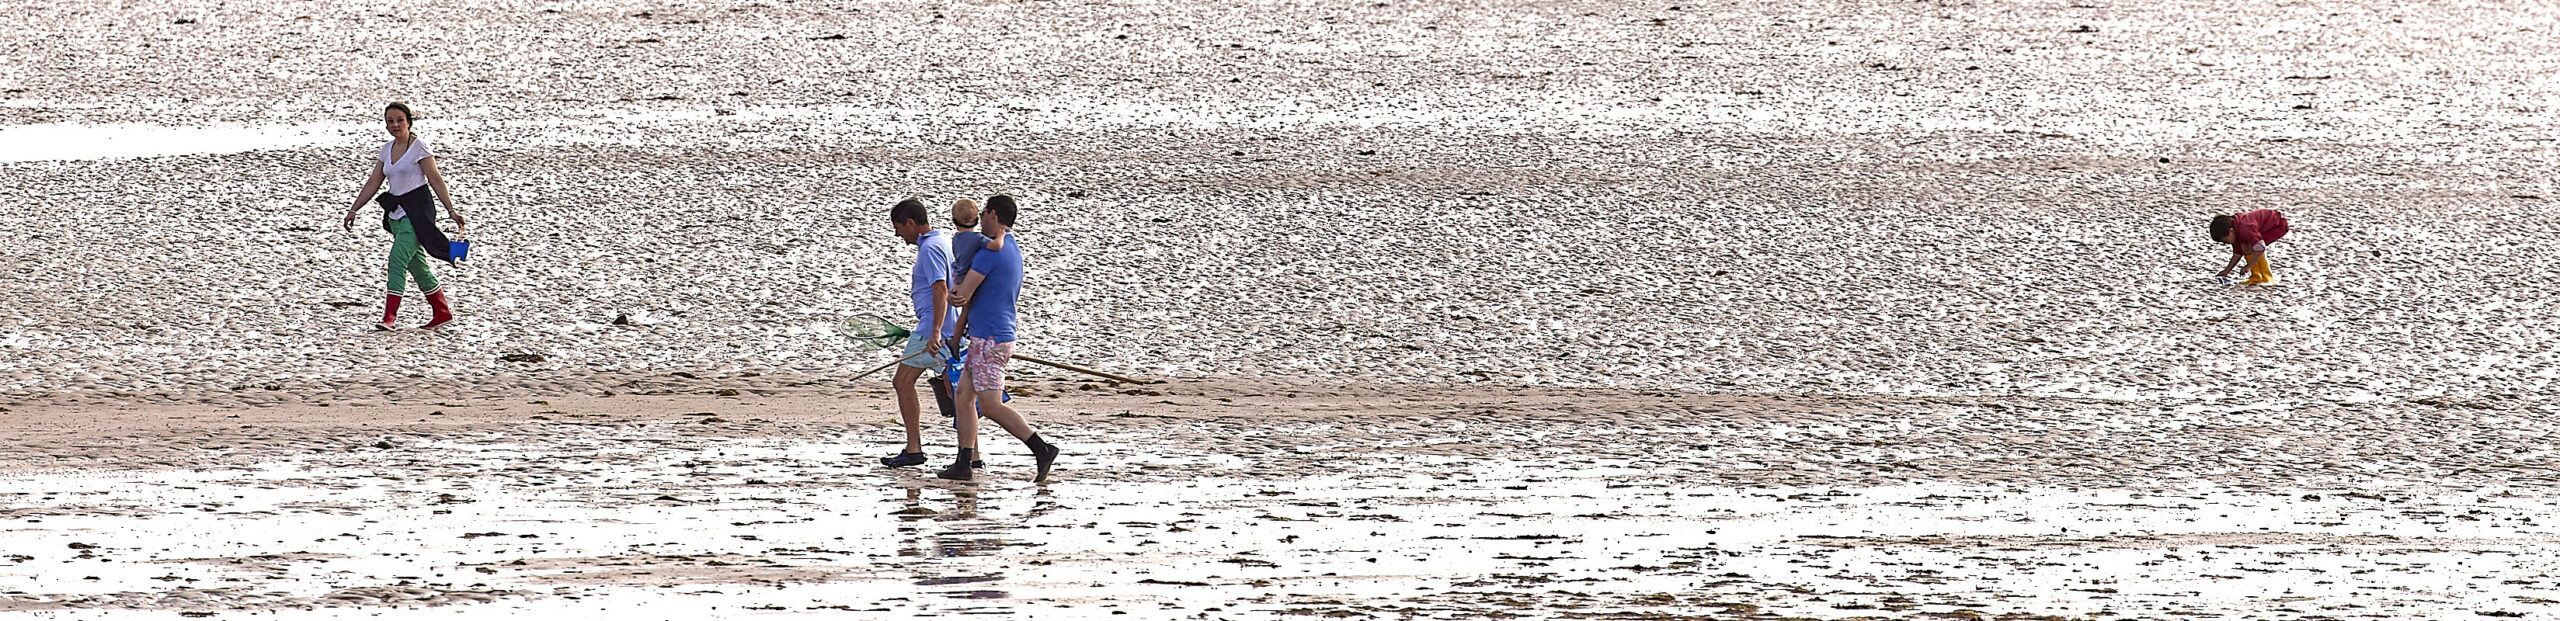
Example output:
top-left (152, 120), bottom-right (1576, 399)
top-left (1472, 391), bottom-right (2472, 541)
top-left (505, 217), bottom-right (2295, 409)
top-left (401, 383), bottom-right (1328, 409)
top-left (376, 189), bottom-right (454, 263)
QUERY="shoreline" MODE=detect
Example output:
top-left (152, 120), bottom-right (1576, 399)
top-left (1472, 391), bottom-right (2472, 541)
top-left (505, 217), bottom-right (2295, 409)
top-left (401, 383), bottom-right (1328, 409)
top-left (7, 373), bottom-right (2548, 493)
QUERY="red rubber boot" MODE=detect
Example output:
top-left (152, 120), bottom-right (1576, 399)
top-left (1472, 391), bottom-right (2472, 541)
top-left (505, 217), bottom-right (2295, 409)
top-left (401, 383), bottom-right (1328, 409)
top-left (421, 290), bottom-right (455, 330)
top-left (378, 294), bottom-right (402, 331)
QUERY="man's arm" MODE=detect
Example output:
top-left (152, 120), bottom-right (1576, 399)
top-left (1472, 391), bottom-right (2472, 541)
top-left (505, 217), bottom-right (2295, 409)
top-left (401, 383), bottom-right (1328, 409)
top-left (951, 271), bottom-right (987, 309)
top-left (926, 280), bottom-right (951, 357)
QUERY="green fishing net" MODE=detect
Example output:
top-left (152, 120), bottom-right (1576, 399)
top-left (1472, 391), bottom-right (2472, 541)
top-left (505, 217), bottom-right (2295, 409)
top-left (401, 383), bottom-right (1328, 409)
top-left (839, 313), bottom-right (910, 350)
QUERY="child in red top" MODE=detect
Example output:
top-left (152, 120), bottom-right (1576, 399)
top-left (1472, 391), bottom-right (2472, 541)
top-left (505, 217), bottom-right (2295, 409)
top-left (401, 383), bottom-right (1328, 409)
top-left (2210, 209), bottom-right (2289, 285)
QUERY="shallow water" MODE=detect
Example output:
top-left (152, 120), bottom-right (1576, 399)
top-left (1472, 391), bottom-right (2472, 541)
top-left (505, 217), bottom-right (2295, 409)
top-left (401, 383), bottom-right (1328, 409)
top-left (0, 123), bottom-right (365, 163)
top-left (5, 423), bottom-right (2557, 619)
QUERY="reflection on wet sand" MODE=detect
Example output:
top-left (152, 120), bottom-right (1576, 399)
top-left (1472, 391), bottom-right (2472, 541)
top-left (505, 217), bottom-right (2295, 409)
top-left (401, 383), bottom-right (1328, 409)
top-left (893, 480), bottom-right (1012, 556)
top-left (4, 421), bottom-right (2559, 619)
top-left (892, 479), bottom-right (1020, 603)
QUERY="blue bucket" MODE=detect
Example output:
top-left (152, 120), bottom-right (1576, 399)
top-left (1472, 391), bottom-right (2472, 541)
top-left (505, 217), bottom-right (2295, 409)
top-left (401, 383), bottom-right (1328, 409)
top-left (449, 239), bottom-right (471, 262)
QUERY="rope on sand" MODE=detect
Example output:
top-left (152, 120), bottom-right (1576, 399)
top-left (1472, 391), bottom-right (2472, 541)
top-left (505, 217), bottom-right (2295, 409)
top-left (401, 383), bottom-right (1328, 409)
top-left (840, 313), bottom-right (1159, 385)
top-left (1011, 353), bottom-right (1159, 385)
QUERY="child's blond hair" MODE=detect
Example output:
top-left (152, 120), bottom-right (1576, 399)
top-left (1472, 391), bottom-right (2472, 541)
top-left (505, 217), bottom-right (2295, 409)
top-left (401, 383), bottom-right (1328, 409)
top-left (951, 199), bottom-right (982, 229)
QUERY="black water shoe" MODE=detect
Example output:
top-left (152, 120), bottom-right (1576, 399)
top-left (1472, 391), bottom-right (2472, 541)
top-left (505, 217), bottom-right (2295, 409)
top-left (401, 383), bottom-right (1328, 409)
top-left (937, 449), bottom-right (978, 481)
top-left (1028, 437), bottom-right (1060, 483)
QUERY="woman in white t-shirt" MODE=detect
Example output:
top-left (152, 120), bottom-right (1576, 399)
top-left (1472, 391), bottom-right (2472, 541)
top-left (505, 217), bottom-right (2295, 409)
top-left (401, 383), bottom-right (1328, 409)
top-left (340, 102), bottom-right (469, 330)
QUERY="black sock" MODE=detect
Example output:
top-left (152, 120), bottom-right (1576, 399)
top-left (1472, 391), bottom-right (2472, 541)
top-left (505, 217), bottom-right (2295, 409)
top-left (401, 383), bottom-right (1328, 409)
top-left (955, 448), bottom-right (978, 464)
top-left (1022, 434), bottom-right (1054, 453)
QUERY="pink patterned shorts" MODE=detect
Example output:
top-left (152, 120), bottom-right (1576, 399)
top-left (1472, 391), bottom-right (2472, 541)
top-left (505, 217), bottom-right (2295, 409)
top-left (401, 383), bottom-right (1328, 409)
top-left (965, 337), bottom-right (1013, 392)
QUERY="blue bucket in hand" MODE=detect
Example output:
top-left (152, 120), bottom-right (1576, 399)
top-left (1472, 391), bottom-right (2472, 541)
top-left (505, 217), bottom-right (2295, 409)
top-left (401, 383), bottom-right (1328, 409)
top-left (449, 239), bottom-right (471, 262)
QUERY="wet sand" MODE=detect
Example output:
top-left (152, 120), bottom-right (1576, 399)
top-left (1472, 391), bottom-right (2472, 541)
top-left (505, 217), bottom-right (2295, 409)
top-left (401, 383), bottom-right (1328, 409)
top-left (7, 377), bottom-right (2560, 619)
top-left (3, 0), bottom-right (2558, 407)
top-left (9, 0), bottom-right (2560, 618)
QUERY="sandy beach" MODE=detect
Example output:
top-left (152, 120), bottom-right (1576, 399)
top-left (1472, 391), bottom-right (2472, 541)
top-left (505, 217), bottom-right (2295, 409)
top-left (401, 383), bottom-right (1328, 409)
top-left (6, 0), bottom-right (2560, 617)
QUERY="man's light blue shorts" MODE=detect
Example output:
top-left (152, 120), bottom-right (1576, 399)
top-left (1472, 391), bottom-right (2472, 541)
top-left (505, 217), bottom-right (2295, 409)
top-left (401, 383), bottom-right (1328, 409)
top-left (901, 329), bottom-right (951, 370)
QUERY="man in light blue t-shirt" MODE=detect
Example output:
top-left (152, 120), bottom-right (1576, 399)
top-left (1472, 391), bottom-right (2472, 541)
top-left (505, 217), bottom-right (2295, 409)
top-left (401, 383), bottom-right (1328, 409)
top-left (879, 199), bottom-right (958, 469)
top-left (940, 194), bottom-right (1058, 482)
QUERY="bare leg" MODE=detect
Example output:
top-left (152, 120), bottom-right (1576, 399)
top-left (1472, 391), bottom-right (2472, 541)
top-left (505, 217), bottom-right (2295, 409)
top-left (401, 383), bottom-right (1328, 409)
top-left (953, 366), bottom-right (980, 451)
top-left (937, 365), bottom-right (987, 480)
top-left (891, 364), bottom-right (925, 453)
top-left (951, 373), bottom-right (979, 434)
top-left (958, 345), bottom-right (1056, 482)
top-left (976, 388), bottom-right (1035, 441)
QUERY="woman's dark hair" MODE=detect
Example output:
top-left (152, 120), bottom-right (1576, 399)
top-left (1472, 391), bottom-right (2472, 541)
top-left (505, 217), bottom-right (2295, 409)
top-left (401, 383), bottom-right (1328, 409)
top-left (2208, 215), bottom-right (2234, 243)
top-left (385, 102), bottom-right (418, 124)
top-left (984, 194), bottom-right (1019, 227)
top-left (889, 198), bottom-right (930, 226)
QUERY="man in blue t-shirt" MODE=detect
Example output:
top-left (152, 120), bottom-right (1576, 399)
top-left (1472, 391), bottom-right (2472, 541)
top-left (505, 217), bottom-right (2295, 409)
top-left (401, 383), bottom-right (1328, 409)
top-left (878, 199), bottom-right (959, 469)
top-left (941, 194), bottom-right (1059, 482)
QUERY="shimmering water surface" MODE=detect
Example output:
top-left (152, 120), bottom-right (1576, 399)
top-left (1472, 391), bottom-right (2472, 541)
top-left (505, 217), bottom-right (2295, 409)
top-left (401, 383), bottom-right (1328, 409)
top-left (5, 424), bottom-right (2557, 619)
